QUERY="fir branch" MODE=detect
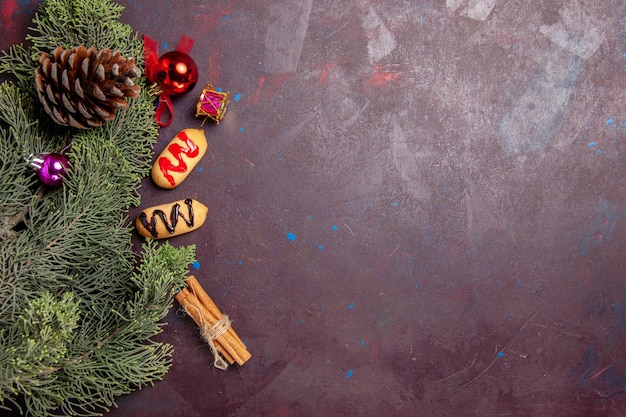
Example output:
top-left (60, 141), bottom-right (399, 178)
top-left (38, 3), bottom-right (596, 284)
top-left (0, 1), bottom-right (197, 415)
top-left (28, 0), bottom-right (135, 56)
top-left (0, 83), bottom-right (61, 160)
top-left (0, 292), bottom-right (80, 413)
top-left (0, 83), bottom-right (57, 239)
top-left (0, 45), bottom-right (38, 93)
top-left (11, 242), bottom-right (194, 417)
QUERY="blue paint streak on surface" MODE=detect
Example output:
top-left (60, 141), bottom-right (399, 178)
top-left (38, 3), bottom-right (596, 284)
top-left (580, 345), bottom-right (596, 387)
top-left (198, 167), bottom-right (203, 172)
top-left (318, 245), bottom-right (323, 250)
top-left (286, 232), bottom-right (297, 241)
top-left (603, 366), bottom-right (626, 393)
top-left (579, 199), bottom-right (622, 255)
top-left (613, 301), bottom-right (626, 332)
top-left (497, 351), bottom-right (504, 358)
top-left (348, 301), bottom-right (354, 309)
top-left (239, 127), bottom-right (244, 133)
top-left (346, 370), bottom-right (354, 378)
top-left (234, 93), bottom-right (242, 101)
top-left (588, 141), bottom-right (597, 148)
top-left (192, 261), bottom-right (201, 270)
top-left (162, 41), bottom-right (168, 49)
top-left (331, 225), bottom-right (338, 231)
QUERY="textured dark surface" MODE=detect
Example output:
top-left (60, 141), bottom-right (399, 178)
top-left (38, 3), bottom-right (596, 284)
top-left (2, 1), bottom-right (626, 416)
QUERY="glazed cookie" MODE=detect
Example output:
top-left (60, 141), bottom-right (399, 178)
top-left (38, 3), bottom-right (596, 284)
top-left (152, 128), bottom-right (207, 189)
top-left (135, 198), bottom-right (208, 239)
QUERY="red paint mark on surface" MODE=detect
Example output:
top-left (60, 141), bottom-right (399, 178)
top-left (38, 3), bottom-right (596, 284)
top-left (1, 0), bottom-right (18, 44)
top-left (248, 75), bottom-right (290, 105)
top-left (193, 1), bottom-right (234, 33)
top-left (372, 343), bottom-right (380, 359)
top-left (489, 29), bottom-right (519, 49)
top-left (252, 77), bottom-right (266, 104)
top-left (363, 64), bottom-right (401, 89)
top-left (2, 0), bottom-right (17, 17)
top-left (443, 286), bottom-right (471, 304)
top-left (189, 2), bottom-right (235, 84)
top-left (206, 48), bottom-right (221, 85)
top-left (1, 1), bottom-right (40, 52)
top-left (158, 130), bottom-right (199, 187)
top-left (319, 62), bottom-right (335, 84)
top-left (372, 71), bottom-right (401, 84)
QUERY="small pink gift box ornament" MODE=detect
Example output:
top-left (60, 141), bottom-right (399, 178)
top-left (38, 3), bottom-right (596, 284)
top-left (195, 84), bottom-right (229, 125)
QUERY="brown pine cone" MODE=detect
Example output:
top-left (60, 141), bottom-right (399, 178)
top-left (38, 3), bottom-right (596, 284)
top-left (35, 45), bottom-right (142, 129)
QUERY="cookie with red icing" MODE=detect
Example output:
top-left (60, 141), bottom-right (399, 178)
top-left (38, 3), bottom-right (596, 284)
top-left (152, 128), bottom-right (207, 189)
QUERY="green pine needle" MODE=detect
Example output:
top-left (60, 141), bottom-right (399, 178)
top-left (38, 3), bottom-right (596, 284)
top-left (0, 1), bottom-right (196, 416)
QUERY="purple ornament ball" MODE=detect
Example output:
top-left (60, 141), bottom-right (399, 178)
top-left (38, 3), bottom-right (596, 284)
top-left (35, 153), bottom-right (69, 187)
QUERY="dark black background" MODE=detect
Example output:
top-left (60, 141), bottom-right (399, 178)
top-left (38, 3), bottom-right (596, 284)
top-left (2, 1), bottom-right (625, 416)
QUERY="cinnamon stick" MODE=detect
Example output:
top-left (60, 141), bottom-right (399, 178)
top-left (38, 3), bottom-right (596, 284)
top-left (179, 288), bottom-right (239, 364)
top-left (178, 288), bottom-right (238, 365)
top-left (176, 276), bottom-right (251, 366)
top-left (175, 289), bottom-right (236, 365)
top-left (185, 277), bottom-right (250, 364)
top-left (187, 275), bottom-right (246, 347)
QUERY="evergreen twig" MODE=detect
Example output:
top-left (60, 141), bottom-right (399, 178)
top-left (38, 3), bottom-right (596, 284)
top-left (0, 1), bottom-right (195, 416)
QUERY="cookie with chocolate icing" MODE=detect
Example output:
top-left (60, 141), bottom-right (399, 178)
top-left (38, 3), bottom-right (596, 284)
top-left (135, 198), bottom-right (208, 239)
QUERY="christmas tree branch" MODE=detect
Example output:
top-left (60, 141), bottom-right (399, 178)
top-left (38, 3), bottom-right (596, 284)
top-left (0, 1), bottom-right (196, 415)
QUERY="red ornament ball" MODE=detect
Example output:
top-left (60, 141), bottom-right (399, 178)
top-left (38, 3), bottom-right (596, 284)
top-left (155, 51), bottom-right (198, 96)
top-left (29, 153), bottom-right (69, 187)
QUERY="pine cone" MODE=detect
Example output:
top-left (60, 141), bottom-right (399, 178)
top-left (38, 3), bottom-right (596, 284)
top-left (35, 45), bottom-right (142, 129)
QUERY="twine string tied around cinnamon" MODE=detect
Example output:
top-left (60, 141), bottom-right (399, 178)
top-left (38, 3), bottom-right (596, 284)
top-left (184, 304), bottom-right (232, 370)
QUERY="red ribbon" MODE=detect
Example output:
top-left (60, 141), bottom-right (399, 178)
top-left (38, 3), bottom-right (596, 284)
top-left (143, 35), bottom-right (195, 127)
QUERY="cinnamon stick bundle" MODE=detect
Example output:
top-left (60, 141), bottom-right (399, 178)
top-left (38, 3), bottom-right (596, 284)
top-left (175, 275), bottom-right (251, 368)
